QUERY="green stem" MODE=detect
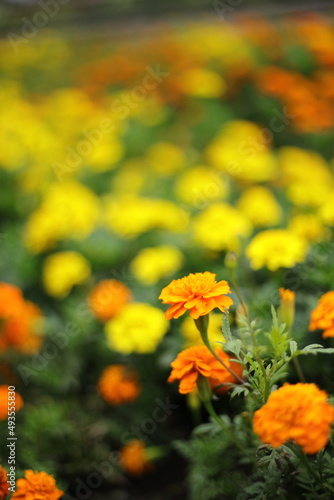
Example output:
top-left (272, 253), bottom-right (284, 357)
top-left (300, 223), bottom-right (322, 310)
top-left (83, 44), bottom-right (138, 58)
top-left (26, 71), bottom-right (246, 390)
top-left (195, 315), bottom-right (245, 385)
top-left (203, 397), bottom-right (256, 465)
top-left (292, 357), bottom-right (306, 383)
top-left (230, 269), bottom-right (270, 401)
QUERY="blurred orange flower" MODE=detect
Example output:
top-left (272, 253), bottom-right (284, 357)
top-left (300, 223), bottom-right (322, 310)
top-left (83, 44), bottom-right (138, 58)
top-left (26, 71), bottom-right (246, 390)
top-left (168, 345), bottom-right (243, 394)
top-left (120, 440), bottom-right (152, 476)
top-left (309, 291), bottom-right (334, 338)
top-left (12, 470), bottom-right (63, 500)
top-left (97, 365), bottom-right (141, 405)
top-left (0, 283), bottom-right (44, 354)
top-left (159, 272), bottom-right (233, 320)
top-left (253, 383), bottom-right (334, 454)
top-left (88, 280), bottom-right (132, 322)
top-left (0, 385), bottom-right (24, 420)
top-left (0, 466), bottom-right (10, 500)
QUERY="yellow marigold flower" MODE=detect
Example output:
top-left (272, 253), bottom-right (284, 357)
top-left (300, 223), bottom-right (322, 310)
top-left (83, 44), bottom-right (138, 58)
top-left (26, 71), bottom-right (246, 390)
top-left (0, 466), bottom-right (9, 500)
top-left (206, 120), bottom-right (278, 182)
top-left (246, 229), bottom-right (308, 271)
top-left (179, 68), bottom-right (226, 98)
top-left (288, 214), bottom-right (326, 243)
top-left (174, 166), bottom-right (229, 207)
top-left (278, 288), bottom-right (295, 328)
top-left (42, 251), bottom-right (91, 298)
top-left (105, 303), bottom-right (169, 354)
top-left (104, 195), bottom-right (188, 239)
top-left (112, 159), bottom-right (147, 194)
top-left (88, 280), bottom-right (132, 322)
top-left (318, 189), bottom-right (334, 226)
top-left (12, 470), bottom-right (63, 500)
top-left (237, 186), bottom-right (282, 227)
top-left (159, 272), bottom-right (233, 320)
top-left (193, 202), bottom-right (252, 252)
top-left (253, 383), bottom-right (334, 454)
top-left (146, 141), bottom-right (185, 175)
top-left (278, 147), bottom-right (333, 207)
top-left (97, 365), bottom-right (141, 405)
top-left (0, 385), bottom-right (23, 420)
top-left (168, 345), bottom-right (243, 394)
top-left (120, 440), bottom-right (152, 476)
top-left (130, 245), bottom-right (184, 285)
top-left (86, 137), bottom-right (124, 172)
top-left (181, 312), bottom-right (224, 347)
top-left (24, 182), bottom-right (100, 253)
top-left (309, 291), bottom-right (334, 338)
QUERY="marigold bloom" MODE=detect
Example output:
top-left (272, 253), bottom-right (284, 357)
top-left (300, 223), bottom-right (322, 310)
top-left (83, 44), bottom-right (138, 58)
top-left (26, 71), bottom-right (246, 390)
top-left (105, 303), bottom-right (169, 354)
top-left (309, 291), bottom-right (334, 338)
top-left (0, 385), bottom-right (24, 420)
top-left (0, 283), bottom-right (44, 354)
top-left (42, 251), bottom-right (91, 298)
top-left (0, 466), bottom-right (10, 500)
top-left (120, 440), bottom-right (152, 476)
top-left (159, 272), bottom-right (233, 320)
top-left (246, 229), bottom-right (308, 271)
top-left (12, 470), bottom-right (63, 500)
top-left (130, 245), bottom-right (184, 286)
top-left (88, 280), bottom-right (132, 322)
top-left (168, 345), bottom-right (243, 394)
top-left (253, 383), bottom-right (334, 454)
top-left (97, 365), bottom-right (141, 405)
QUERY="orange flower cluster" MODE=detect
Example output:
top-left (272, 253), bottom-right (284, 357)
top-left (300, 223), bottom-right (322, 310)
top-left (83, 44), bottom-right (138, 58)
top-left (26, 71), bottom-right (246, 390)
top-left (168, 345), bottom-right (243, 394)
top-left (256, 66), bottom-right (334, 133)
top-left (253, 383), bottom-right (334, 454)
top-left (159, 272), bottom-right (233, 320)
top-left (97, 365), bottom-right (141, 405)
top-left (120, 440), bottom-right (152, 476)
top-left (309, 291), bottom-right (334, 338)
top-left (88, 279), bottom-right (132, 322)
top-left (0, 466), bottom-right (9, 500)
top-left (12, 470), bottom-right (63, 500)
top-left (0, 283), bottom-right (43, 354)
top-left (0, 385), bottom-right (24, 420)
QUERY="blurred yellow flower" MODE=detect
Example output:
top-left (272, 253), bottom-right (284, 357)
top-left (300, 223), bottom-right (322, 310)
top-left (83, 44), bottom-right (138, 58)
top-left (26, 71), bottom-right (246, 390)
top-left (193, 202), bottom-right (251, 252)
top-left (105, 303), bottom-right (169, 354)
top-left (42, 251), bottom-right (91, 298)
top-left (288, 214), bottom-right (325, 243)
top-left (146, 141), bottom-right (185, 175)
top-left (246, 229), bottom-right (308, 271)
top-left (179, 68), bottom-right (226, 98)
top-left (237, 186), bottom-right (282, 227)
top-left (104, 195), bottom-right (188, 239)
top-left (24, 182), bottom-right (100, 253)
top-left (130, 245), bottom-right (184, 285)
top-left (278, 147), bottom-right (333, 207)
top-left (318, 189), bottom-right (334, 226)
top-left (86, 137), bottom-right (124, 172)
top-left (181, 312), bottom-right (225, 347)
top-left (206, 120), bottom-right (278, 182)
top-left (174, 166), bottom-right (229, 207)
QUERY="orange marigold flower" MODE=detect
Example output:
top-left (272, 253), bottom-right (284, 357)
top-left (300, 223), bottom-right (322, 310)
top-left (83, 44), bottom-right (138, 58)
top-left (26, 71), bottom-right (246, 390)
top-left (0, 466), bottom-right (10, 500)
top-left (0, 283), bottom-right (44, 354)
top-left (0, 386), bottom-right (23, 420)
top-left (253, 383), bottom-right (334, 454)
top-left (168, 345), bottom-right (243, 394)
top-left (12, 470), bottom-right (63, 500)
top-left (309, 291), bottom-right (334, 338)
top-left (120, 440), bottom-right (152, 476)
top-left (88, 279), bottom-right (132, 322)
top-left (159, 272), bottom-right (233, 320)
top-left (97, 365), bottom-right (141, 405)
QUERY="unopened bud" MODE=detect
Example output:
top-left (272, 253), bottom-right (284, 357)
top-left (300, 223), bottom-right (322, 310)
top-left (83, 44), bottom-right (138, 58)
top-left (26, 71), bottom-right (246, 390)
top-left (225, 252), bottom-right (237, 270)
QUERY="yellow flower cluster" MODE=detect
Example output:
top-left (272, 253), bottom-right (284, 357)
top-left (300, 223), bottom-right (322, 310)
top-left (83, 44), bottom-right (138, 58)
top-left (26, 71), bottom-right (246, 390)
top-left (42, 252), bottom-right (91, 298)
top-left (130, 245), bottom-right (184, 285)
top-left (105, 303), bottom-right (169, 354)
